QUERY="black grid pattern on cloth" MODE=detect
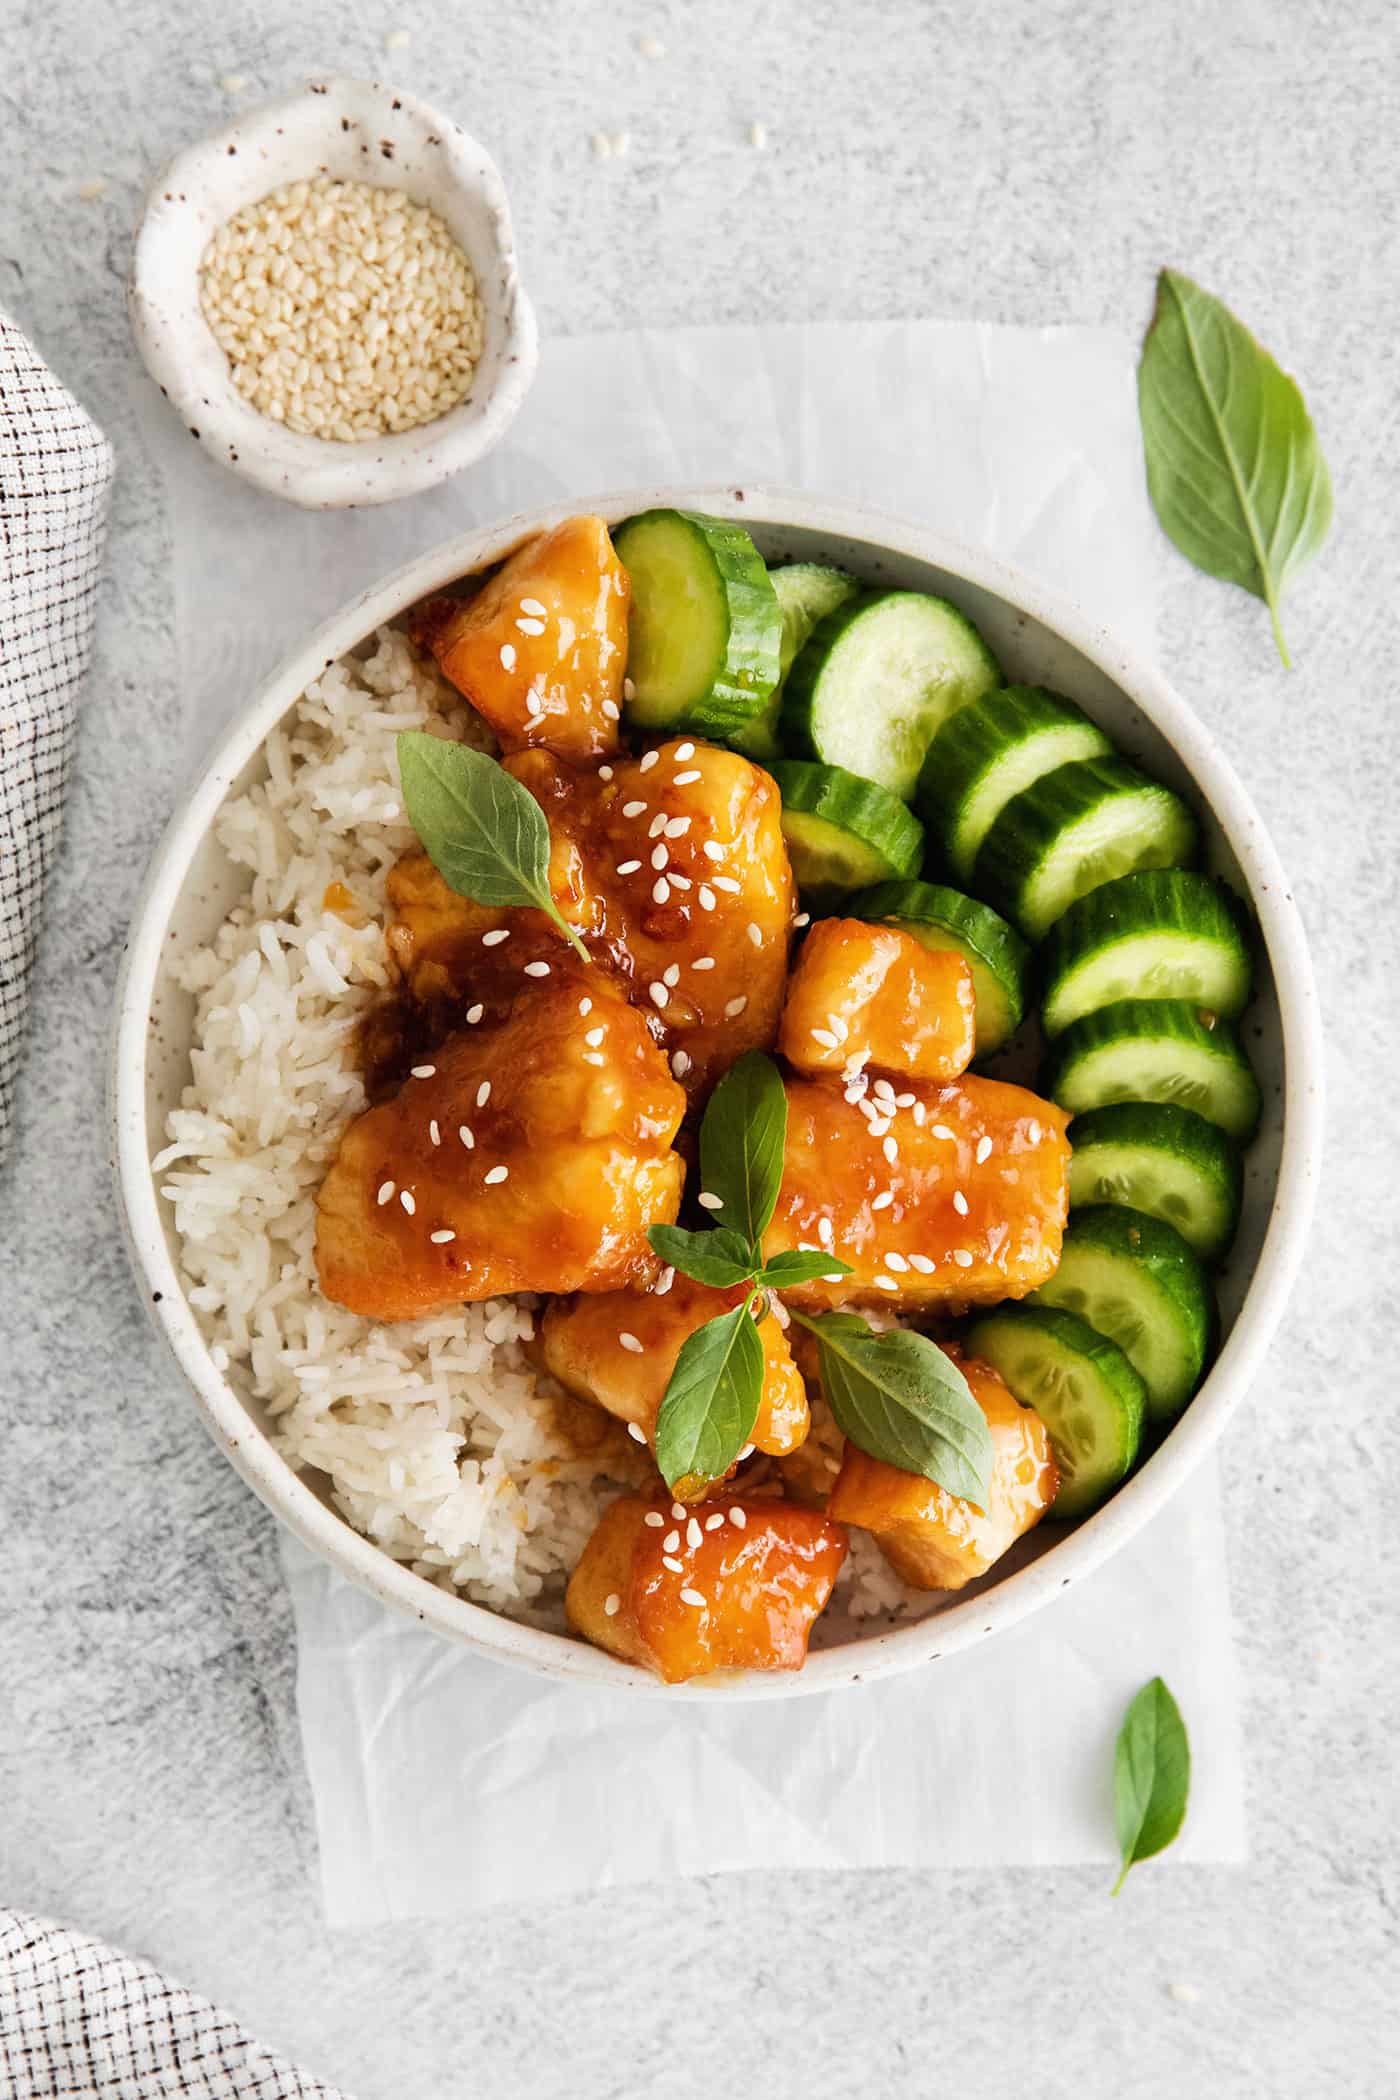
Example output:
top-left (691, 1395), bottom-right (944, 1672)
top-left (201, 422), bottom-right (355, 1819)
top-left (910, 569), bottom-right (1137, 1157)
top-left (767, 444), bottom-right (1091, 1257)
top-left (0, 1912), bottom-right (350, 2100)
top-left (0, 312), bottom-right (114, 1163)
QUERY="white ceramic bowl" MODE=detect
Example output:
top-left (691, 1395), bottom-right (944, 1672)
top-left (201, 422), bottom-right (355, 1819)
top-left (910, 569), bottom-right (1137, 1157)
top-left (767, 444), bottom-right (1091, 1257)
top-left (128, 77), bottom-right (538, 508)
top-left (112, 487), bottom-right (1323, 1698)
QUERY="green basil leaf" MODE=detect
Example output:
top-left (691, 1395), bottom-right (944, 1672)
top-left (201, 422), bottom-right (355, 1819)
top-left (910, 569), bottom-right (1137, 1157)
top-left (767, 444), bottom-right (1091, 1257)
top-left (697, 1051), bottom-right (788, 1246)
top-left (792, 1311), bottom-right (993, 1509)
top-left (1138, 268), bottom-right (1333, 666)
top-left (647, 1223), bottom-right (757, 1290)
top-left (757, 1249), bottom-right (854, 1288)
top-left (653, 1298), bottom-right (765, 1491)
top-left (1112, 1676), bottom-right (1191, 1895)
top-left (396, 732), bottom-right (588, 959)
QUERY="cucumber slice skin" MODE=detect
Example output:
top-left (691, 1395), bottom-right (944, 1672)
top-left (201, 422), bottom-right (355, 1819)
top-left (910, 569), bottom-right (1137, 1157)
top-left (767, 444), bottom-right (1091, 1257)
top-left (727, 564), bottom-right (859, 762)
top-left (918, 685), bottom-right (1112, 884)
top-left (1043, 998), bottom-right (1262, 1140)
top-left (973, 757), bottom-right (1199, 941)
top-left (1031, 1204), bottom-right (1216, 1420)
top-left (614, 509), bottom-right (782, 740)
top-left (770, 761), bottom-right (925, 902)
top-left (780, 589), bottom-right (1002, 801)
top-left (1041, 870), bottom-right (1253, 1037)
top-left (966, 1303), bottom-right (1146, 1520)
top-left (854, 877), bottom-right (1030, 1057)
top-left (1067, 1102), bottom-right (1243, 1261)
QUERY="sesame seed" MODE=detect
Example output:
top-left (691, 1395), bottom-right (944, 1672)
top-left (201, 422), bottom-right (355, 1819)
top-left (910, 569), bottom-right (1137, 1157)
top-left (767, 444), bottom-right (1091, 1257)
top-left (622, 799), bottom-right (648, 817)
top-left (729, 1506), bottom-right (747, 1529)
top-left (674, 769), bottom-right (702, 785)
top-left (725, 995), bottom-right (748, 1018)
top-left (657, 1266), bottom-right (676, 1293)
top-left (458, 1125), bottom-right (474, 1149)
top-left (867, 1116), bottom-right (890, 1137)
top-left (749, 120), bottom-right (768, 148)
top-left (793, 911), bottom-right (811, 928)
top-left (913, 1101), bottom-right (927, 1126)
top-left (377, 1180), bottom-right (395, 1206)
top-left (410, 1064), bottom-right (436, 1079)
top-left (644, 1511), bottom-right (665, 1527)
top-left (663, 1555), bottom-right (684, 1574)
top-left (649, 981), bottom-right (670, 1009)
top-left (681, 1588), bottom-right (706, 1608)
top-left (598, 765), bottom-right (614, 782)
top-left (668, 872), bottom-right (691, 891)
top-left (692, 956), bottom-right (715, 970)
top-left (811, 1027), bottom-right (838, 1050)
top-left (619, 1331), bottom-right (644, 1354)
top-left (976, 1135), bottom-right (993, 1164)
top-left (824, 1272), bottom-right (845, 1283)
top-left (639, 750), bottom-right (660, 772)
top-left (665, 816), bottom-right (691, 838)
top-left (616, 858), bottom-right (643, 875)
top-left (909, 1253), bottom-right (935, 1273)
top-left (476, 1081), bottom-right (491, 1107)
top-left (484, 1165), bottom-right (509, 1185)
top-left (430, 1229), bottom-right (456, 1244)
top-left (602, 699), bottom-right (621, 720)
top-left (933, 1124), bottom-right (956, 1142)
top-left (874, 1275), bottom-right (898, 1292)
top-left (516, 616), bottom-right (546, 635)
top-left (623, 678), bottom-right (637, 701)
top-left (830, 1016), bottom-right (849, 1042)
top-left (652, 877), bottom-right (671, 904)
top-left (628, 1422), bottom-right (648, 1443)
top-left (499, 643), bottom-right (517, 671)
top-left (712, 875), bottom-right (741, 894)
top-left (523, 960), bottom-right (551, 978)
top-left (582, 1052), bottom-right (605, 1067)
top-left (651, 843), bottom-right (670, 871)
top-left (672, 1502), bottom-right (687, 1520)
top-left (818, 1216), bottom-right (835, 1246)
top-left (674, 741), bottom-right (696, 760)
top-left (953, 1190), bottom-right (969, 1215)
top-left (648, 812), bottom-right (668, 839)
top-left (585, 1026), bottom-right (606, 1046)
top-left (579, 997), bottom-right (593, 1015)
top-left (883, 1136), bottom-right (899, 1164)
top-left (705, 1511), bottom-right (725, 1531)
top-left (953, 1248), bottom-right (974, 1267)
top-left (663, 963), bottom-right (681, 986)
top-left (671, 1050), bottom-right (692, 1078)
top-left (699, 886), bottom-right (717, 911)
top-left (663, 1527), bottom-right (681, 1552)
top-left (702, 840), bottom-right (725, 862)
top-left (697, 1191), bottom-right (723, 1210)
top-left (520, 596), bottom-right (547, 617)
top-left (874, 1079), bottom-right (896, 1102)
top-left (737, 1444), bottom-right (754, 1460)
top-left (885, 1251), bottom-right (909, 1272)
top-left (400, 1190), bottom-right (416, 1215)
top-left (747, 922), bottom-right (763, 947)
top-left (1028, 1120), bottom-right (1042, 1145)
top-left (481, 928), bottom-right (510, 948)
top-left (871, 1190), bottom-right (893, 1212)
top-left (604, 1593), bottom-right (621, 1617)
top-left (466, 1003), bottom-right (484, 1025)
top-left (639, 31), bottom-right (665, 56)
top-left (895, 1090), bottom-right (916, 1108)
top-left (429, 1119), bottom-right (441, 1145)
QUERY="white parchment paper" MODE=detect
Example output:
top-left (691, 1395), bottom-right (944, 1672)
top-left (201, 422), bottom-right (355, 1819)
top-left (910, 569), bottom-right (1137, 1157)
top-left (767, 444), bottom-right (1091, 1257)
top-left (146, 320), bottom-right (1246, 1924)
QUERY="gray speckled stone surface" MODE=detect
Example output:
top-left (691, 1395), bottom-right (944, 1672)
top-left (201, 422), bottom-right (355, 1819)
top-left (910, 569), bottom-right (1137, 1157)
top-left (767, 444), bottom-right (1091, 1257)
top-left (1, 2), bottom-right (1395, 2094)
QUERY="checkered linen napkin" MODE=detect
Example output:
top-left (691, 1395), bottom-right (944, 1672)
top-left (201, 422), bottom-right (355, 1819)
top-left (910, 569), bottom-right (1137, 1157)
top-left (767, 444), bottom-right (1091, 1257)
top-left (0, 312), bottom-right (114, 1164)
top-left (0, 1911), bottom-right (349, 2100)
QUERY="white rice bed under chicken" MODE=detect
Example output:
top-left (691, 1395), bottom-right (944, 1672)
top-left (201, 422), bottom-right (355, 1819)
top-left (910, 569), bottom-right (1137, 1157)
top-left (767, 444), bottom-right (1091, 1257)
top-left (156, 628), bottom-right (908, 1628)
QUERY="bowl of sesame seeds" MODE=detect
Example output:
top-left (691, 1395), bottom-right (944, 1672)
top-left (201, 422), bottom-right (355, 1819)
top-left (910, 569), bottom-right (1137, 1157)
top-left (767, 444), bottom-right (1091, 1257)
top-left (129, 76), bottom-right (537, 507)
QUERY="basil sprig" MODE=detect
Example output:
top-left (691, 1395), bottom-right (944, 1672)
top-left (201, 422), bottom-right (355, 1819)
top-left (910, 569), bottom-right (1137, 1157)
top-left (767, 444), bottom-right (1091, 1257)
top-left (1138, 269), bottom-right (1332, 666)
top-left (648, 1052), bottom-right (992, 1511)
top-left (1112, 1676), bottom-right (1191, 1894)
top-left (396, 732), bottom-right (588, 960)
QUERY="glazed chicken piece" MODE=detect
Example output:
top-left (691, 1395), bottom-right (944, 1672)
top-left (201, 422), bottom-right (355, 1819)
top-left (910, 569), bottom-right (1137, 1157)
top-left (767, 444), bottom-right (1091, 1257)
top-left (761, 1073), bottom-right (1071, 1312)
top-left (829, 1345), bottom-right (1058, 1589)
top-left (382, 738), bottom-right (794, 1097)
top-left (538, 1275), bottom-right (810, 1497)
top-left (779, 919), bottom-right (977, 1083)
top-left (316, 971), bottom-right (684, 1319)
top-left (566, 1490), bottom-right (848, 1682)
top-left (411, 515), bottom-right (629, 761)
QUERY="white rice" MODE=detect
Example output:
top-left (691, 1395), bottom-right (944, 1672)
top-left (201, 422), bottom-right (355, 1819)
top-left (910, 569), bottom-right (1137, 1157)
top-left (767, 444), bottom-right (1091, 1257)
top-left (156, 626), bottom-right (919, 1630)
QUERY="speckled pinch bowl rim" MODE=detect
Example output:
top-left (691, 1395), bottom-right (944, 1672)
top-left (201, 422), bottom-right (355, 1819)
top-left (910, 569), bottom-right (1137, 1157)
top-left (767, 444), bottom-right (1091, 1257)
top-left (127, 76), bottom-right (538, 508)
top-left (111, 486), bottom-right (1324, 1700)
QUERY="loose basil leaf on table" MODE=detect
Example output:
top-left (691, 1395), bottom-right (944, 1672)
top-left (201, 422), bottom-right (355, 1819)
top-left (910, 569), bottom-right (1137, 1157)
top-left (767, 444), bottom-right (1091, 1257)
top-left (653, 1297), bottom-right (766, 1492)
top-left (1112, 1675), bottom-right (1191, 1895)
top-left (790, 1310), bottom-right (994, 1511)
top-left (697, 1051), bottom-right (788, 1246)
top-left (757, 1249), bottom-right (854, 1288)
top-left (396, 732), bottom-right (589, 959)
top-left (1137, 268), bottom-right (1333, 667)
top-left (647, 1223), bottom-right (758, 1291)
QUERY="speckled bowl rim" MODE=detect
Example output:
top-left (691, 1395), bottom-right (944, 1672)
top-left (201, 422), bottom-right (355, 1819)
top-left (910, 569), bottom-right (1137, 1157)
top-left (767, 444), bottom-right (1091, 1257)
top-left (111, 486), bottom-right (1324, 1699)
top-left (127, 76), bottom-right (539, 508)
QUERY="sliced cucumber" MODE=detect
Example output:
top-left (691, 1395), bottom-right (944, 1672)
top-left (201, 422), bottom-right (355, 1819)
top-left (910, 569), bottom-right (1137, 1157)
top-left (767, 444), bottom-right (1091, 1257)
top-left (614, 509), bottom-right (782, 740)
top-left (1031, 1205), bottom-right (1215, 1420)
top-left (918, 686), bottom-right (1112, 883)
top-left (1043, 998), bottom-right (1261, 1140)
top-left (728, 563), bottom-right (859, 762)
top-left (780, 589), bottom-right (1001, 800)
top-left (973, 757), bottom-right (1198, 940)
top-left (1041, 870), bottom-right (1252, 1037)
top-left (965, 1304), bottom-right (1146, 1520)
top-left (854, 877), bottom-right (1030, 1057)
top-left (769, 761), bottom-right (924, 902)
top-left (1067, 1102), bottom-right (1243, 1261)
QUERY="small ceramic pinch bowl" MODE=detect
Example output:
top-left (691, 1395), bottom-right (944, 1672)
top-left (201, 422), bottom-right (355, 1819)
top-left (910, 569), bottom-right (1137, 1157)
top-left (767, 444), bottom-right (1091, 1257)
top-left (128, 76), bottom-right (538, 508)
top-left (112, 488), bottom-right (1324, 1698)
